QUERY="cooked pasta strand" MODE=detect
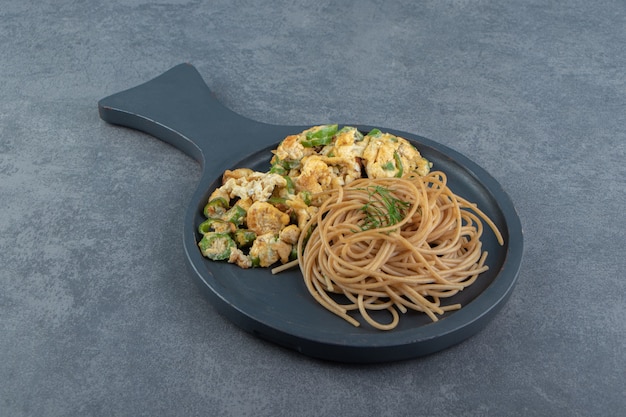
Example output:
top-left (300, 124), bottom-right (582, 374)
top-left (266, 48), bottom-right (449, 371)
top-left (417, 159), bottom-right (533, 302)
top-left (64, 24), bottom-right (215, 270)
top-left (295, 171), bottom-right (503, 330)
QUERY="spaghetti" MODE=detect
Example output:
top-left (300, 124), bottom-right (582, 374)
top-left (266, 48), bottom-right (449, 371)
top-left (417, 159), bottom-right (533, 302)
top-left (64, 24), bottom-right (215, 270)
top-left (287, 171), bottom-right (503, 330)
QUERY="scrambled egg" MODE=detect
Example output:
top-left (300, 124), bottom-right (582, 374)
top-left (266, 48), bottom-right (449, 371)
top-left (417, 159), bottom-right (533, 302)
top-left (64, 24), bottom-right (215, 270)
top-left (199, 125), bottom-right (432, 269)
top-left (362, 132), bottom-right (431, 179)
top-left (210, 169), bottom-right (287, 202)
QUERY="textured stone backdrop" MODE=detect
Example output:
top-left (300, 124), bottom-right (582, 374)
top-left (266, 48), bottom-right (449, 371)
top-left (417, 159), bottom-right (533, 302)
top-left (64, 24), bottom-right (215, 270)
top-left (1, 1), bottom-right (624, 416)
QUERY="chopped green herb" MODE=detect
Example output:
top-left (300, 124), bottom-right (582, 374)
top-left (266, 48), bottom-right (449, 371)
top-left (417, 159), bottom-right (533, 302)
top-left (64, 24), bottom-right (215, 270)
top-left (367, 128), bottom-right (382, 137)
top-left (301, 124), bottom-right (338, 147)
top-left (358, 185), bottom-right (411, 232)
top-left (393, 151), bottom-right (404, 177)
top-left (382, 161), bottom-right (395, 171)
top-left (283, 175), bottom-right (295, 194)
top-left (300, 190), bottom-right (312, 206)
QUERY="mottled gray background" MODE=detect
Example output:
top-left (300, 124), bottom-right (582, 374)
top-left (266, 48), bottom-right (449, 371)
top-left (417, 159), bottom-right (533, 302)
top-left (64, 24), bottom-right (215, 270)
top-left (1, 1), bottom-right (625, 416)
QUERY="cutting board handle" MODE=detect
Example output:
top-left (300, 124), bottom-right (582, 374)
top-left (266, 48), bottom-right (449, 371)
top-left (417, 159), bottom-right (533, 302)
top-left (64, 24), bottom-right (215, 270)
top-left (98, 63), bottom-right (273, 170)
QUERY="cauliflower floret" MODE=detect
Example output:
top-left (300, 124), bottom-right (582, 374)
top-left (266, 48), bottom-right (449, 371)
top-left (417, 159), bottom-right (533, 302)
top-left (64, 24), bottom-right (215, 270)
top-left (246, 201), bottom-right (290, 236)
top-left (292, 206), bottom-right (318, 230)
top-left (294, 155), bottom-right (335, 194)
top-left (249, 233), bottom-right (292, 267)
top-left (229, 247), bottom-right (252, 269)
top-left (279, 224), bottom-right (300, 245)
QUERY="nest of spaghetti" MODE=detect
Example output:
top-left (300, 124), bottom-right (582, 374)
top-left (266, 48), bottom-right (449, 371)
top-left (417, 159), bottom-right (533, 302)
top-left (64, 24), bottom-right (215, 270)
top-left (287, 171), bottom-right (504, 331)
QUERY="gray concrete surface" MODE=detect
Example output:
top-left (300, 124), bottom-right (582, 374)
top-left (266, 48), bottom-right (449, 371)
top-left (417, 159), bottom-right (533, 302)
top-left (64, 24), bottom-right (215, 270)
top-left (1, 1), bottom-right (625, 416)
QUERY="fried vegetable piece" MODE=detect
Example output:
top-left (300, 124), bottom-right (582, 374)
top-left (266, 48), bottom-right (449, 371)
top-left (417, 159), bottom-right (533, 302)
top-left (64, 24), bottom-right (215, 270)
top-left (203, 197), bottom-right (229, 218)
top-left (279, 224), bottom-right (300, 245)
top-left (198, 233), bottom-right (236, 261)
top-left (233, 229), bottom-right (256, 248)
top-left (222, 204), bottom-right (247, 226)
top-left (249, 233), bottom-right (292, 267)
top-left (246, 201), bottom-right (290, 236)
top-left (198, 218), bottom-right (235, 234)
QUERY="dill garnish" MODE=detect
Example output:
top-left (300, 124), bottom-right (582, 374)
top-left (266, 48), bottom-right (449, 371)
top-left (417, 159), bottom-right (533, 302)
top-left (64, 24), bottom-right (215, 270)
top-left (358, 185), bottom-right (411, 231)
